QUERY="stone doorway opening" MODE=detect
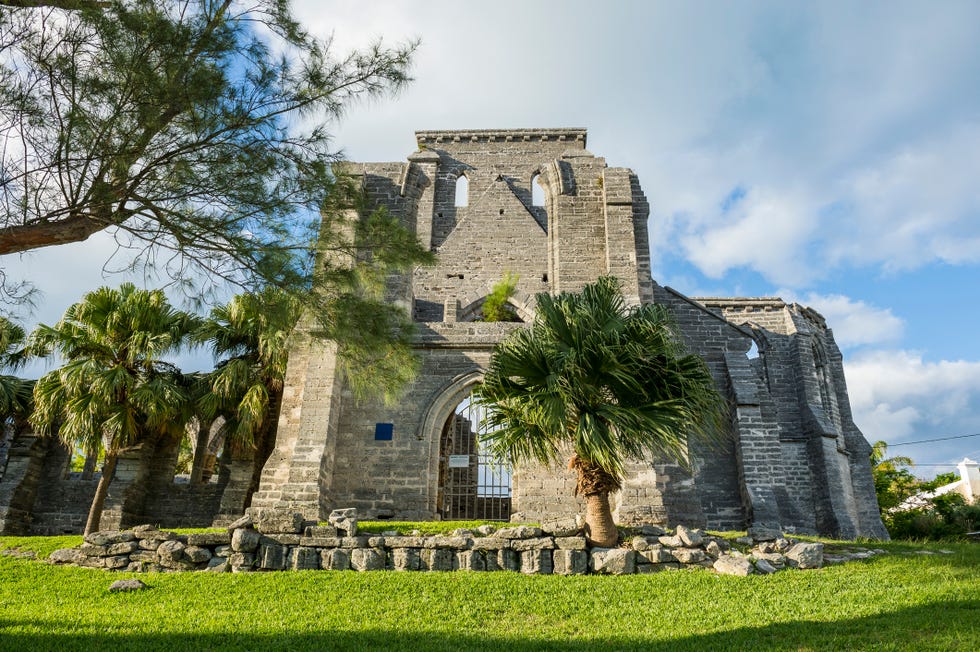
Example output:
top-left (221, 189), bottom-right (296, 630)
top-left (436, 388), bottom-right (511, 521)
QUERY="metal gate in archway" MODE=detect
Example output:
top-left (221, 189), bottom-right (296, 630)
top-left (436, 388), bottom-right (512, 521)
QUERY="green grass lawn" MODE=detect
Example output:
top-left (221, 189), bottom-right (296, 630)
top-left (1, 535), bottom-right (977, 651)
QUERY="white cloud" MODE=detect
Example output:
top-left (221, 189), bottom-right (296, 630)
top-left (678, 186), bottom-right (818, 286)
top-left (845, 349), bottom-right (980, 465)
top-left (826, 122), bottom-right (980, 272)
top-left (777, 292), bottom-right (904, 348)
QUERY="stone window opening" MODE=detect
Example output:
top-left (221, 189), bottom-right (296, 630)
top-left (531, 173), bottom-right (545, 207)
top-left (454, 173), bottom-right (469, 207)
top-left (812, 342), bottom-right (845, 451)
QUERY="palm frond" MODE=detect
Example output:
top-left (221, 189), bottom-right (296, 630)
top-left (477, 276), bottom-right (726, 490)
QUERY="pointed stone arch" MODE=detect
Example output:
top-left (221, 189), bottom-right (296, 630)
top-left (414, 369), bottom-right (513, 520)
top-left (454, 172), bottom-right (469, 207)
top-left (457, 286), bottom-right (536, 323)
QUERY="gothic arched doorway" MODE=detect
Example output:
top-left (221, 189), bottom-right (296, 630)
top-left (436, 387), bottom-right (512, 521)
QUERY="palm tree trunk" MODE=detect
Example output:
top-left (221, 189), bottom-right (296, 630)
top-left (80, 449), bottom-right (97, 480)
top-left (583, 491), bottom-right (619, 547)
top-left (570, 455), bottom-right (621, 547)
top-left (189, 420), bottom-right (211, 485)
top-left (84, 452), bottom-right (117, 536)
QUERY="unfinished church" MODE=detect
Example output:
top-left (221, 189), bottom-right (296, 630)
top-left (0, 129), bottom-right (888, 540)
top-left (250, 128), bottom-right (887, 540)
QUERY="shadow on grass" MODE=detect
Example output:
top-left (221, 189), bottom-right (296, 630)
top-left (1, 600), bottom-right (978, 651)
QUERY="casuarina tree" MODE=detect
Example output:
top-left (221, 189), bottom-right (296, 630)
top-left (0, 0), bottom-right (420, 312)
top-left (477, 277), bottom-right (725, 547)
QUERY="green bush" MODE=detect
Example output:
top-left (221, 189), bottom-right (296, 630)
top-left (481, 273), bottom-right (520, 322)
top-left (884, 492), bottom-right (980, 540)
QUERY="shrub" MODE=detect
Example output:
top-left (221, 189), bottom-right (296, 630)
top-left (884, 492), bottom-right (980, 540)
top-left (482, 273), bottom-right (520, 322)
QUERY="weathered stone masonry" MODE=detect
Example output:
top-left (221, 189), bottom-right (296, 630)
top-left (250, 128), bottom-right (886, 539)
top-left (43, 513), bottom-right (882, 576)
top-left (0, 128), bottom-right (888, 540)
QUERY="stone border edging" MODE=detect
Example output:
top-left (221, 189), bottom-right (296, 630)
top-left (44, 511), bottom-right (887, 576)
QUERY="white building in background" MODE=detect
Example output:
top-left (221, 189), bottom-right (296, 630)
top-left (897, 458), bottom-right (979, 511)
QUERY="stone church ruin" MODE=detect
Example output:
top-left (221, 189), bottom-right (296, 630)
top-left (0, 128), bottom-right (888, 540)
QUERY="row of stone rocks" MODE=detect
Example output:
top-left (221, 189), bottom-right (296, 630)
top-left (45, 514), bottom-right (884, 576)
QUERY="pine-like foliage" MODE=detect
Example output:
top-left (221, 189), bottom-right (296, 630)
top-left (0, 0), bottom-right (428, 312)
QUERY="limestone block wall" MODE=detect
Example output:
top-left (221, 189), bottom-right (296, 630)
top-left (509, 458), bottom-right (583, 525)
top-left (412, 130), bottom-right (576, 322)
top-left (649, 285), bottom-right (760, 532)
top-left (327, 322), bottom-right (522, 520)
top-left (249, 328), bottom-right (344, 521)
top-left (0, 127), bottom-right (888, 540)
top-left (0, 434), bottom-right (50, 534)
top-left (27, 440), bottom-right (97, 535)
top-left (0, 431), bottom-right (257, 535)
top-left (697, 297), bottom-right (887, 539)
top-left (416, 128), bottom-right (581, 249)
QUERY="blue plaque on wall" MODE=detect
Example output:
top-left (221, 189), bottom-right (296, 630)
top-left (375, 423), bottom-right (394, 441)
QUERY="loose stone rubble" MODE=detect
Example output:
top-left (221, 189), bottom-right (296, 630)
top-left (42, 508), bottom-right (887, 576)
top-left (108, 579), bottom-right (148, 592)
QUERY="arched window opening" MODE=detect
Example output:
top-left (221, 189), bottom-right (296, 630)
top-left (812, 342), bottom-right (844, 448)
top-left (454, 173), bottom-right (469, 207)
top-left (437, 387), bottom-right (511, 520)
top-left (531, 173), bottom-right (545, 207)
top-left (812, 344), bottom-right (831, 414)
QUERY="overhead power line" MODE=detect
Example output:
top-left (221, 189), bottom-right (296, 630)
top-left (888, 433), bottom-right (980, 447)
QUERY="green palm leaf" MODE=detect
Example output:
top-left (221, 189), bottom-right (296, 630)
top-left (28, 283), bottom-right (197, 534)
top-left (477, 276), bottom-right (726, 546)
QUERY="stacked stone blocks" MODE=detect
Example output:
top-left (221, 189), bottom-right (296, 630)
top-left (46, 511), bottom-right (882, 577)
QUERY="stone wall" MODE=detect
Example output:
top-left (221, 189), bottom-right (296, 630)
top-left (0, 434), bottom-right (247, 535)
top-left (0, 434), bottom-right (50, 534)
top-left (48, 514), bottom-right (874, 577)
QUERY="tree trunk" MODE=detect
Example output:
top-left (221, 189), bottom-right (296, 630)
top-left (189, 419), bottom-right (211, 485)
top-left (80, 450), bottom-right (97, 480)
top-left (583, 491), bottom-right (619, 547)
top-left (84, 452), bottom-right (117, 536)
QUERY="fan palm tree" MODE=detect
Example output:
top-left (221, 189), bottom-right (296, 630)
top-left (194, 287), bottom-right (301, 497)
top-left (29, 283), bottom-right (199, 534)
top-left (0, 316), bottom-right (33, 426)
top-left (0, 317), bottom-right (33, 471)
top-left (477, 277), bottom-right (725, 547)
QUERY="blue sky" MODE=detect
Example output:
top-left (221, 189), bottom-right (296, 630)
top-left (6, 1), bottom-right (980, 475)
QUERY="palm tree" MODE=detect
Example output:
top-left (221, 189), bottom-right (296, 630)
top-left (194, 287), bottom-right (301, 499)
top-left (29, 283), bottom-right (198, 534)
top-left (0, 316), bottom-right (32, 424)
top-left (870, 440), bottom-right (919, 512)
top-left (0, 317), bottom-right (33, 472)
top-left (477, 277), bottom-right (725, 547)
